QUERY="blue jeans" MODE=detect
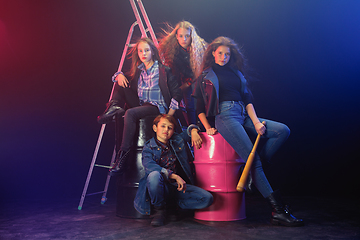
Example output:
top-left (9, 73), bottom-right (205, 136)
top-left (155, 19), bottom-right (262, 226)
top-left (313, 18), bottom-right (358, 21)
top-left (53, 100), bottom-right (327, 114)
top-left (215, 101), bottom-right (290, 198)
top-left (146, 171), bottom-right (213, 209)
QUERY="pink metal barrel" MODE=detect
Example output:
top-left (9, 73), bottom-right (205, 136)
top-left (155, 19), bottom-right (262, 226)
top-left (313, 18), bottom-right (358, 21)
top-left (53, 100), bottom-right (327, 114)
top-left (194, 132), bottom-right (246, 221)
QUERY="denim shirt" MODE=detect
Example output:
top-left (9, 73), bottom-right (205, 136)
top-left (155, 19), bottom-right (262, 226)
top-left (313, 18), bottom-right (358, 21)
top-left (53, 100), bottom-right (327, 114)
top-left (133, 125), bottom-right (199, 215)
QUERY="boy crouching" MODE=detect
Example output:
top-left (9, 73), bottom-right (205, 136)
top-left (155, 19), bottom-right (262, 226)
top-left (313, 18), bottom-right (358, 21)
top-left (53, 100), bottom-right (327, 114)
top-left (134, 114), bottom-right (213, 226)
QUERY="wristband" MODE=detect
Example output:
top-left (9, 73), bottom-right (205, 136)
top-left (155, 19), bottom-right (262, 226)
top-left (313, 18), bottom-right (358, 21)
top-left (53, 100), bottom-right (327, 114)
top-left (112, 71), bottom-right (123, 82)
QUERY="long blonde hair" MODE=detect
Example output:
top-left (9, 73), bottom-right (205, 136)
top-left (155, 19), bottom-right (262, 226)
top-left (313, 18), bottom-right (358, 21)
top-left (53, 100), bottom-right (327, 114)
top-left (158, 21), bottom-right (207, 78)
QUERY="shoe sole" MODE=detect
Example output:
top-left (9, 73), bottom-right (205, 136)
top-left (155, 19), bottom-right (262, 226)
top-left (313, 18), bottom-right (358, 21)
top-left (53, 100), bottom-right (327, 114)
top-left (270, 218), bottom-right (304, 227)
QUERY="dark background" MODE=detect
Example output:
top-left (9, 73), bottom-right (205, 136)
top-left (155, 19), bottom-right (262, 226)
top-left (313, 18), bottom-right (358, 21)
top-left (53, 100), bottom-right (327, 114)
top-left (1, 0), bottom-right (359, 202)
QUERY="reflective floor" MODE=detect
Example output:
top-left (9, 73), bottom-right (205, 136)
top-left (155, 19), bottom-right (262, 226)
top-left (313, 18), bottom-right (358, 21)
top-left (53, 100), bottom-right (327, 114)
top-left (1, 195), bottom-right (359, 240)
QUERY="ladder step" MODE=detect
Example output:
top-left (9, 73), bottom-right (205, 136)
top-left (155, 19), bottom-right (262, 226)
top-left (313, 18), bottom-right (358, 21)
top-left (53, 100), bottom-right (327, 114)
top-left (95, 164), bottom-right (112, 169)
top-left (86, 191), bottom-right (106, 197)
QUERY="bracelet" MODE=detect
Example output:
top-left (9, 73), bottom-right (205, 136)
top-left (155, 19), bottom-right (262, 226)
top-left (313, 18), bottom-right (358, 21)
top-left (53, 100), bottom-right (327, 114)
top-left (187, 124), bottom-right (201, 136)
top-left (112, 71), bottom-right (123, 82)
top-left (255, 122), bottom-right (262, 126)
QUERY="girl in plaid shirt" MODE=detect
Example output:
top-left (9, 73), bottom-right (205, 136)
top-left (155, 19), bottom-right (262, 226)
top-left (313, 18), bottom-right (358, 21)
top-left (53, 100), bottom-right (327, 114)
top-left (98, 38), bottom-right (182, 176)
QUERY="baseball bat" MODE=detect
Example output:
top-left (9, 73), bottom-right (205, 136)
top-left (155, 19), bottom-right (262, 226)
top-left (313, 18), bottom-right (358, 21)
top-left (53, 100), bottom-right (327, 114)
top-left (236, 121), bottom-right (265, 192)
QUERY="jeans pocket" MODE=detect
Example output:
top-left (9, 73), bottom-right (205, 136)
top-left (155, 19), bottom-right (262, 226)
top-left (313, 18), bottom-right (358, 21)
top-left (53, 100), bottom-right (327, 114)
top-left (219, 101), bottom-right (234, 114)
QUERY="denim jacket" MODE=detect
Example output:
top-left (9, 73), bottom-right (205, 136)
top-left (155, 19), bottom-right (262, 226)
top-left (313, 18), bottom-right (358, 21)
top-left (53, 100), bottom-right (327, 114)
top-left (133, 125), bottom-right (199, 215)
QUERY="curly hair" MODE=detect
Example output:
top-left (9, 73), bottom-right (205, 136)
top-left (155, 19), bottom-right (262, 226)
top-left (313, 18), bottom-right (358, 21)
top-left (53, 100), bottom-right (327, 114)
top-left (158, 21), bottom-right (207, 78)
top-left (201, 36), bottom-right (247, 74)
top-left (128, 37), bottom-right (161, 80)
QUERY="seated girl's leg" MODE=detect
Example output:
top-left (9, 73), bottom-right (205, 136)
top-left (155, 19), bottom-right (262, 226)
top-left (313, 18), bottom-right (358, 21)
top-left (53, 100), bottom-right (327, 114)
top-left (120, 104), bottom-right (159, 151)
top-left (97, 85), bottom-right (127, 124)
top-left (215, 102), bottom-right (273, 198)
top-left (243, 117), bottom-right (290, 163)
top-left (122, 87), bottom-right (140, 108)
top-left (174, 184), bottom-right (213, 210)
top-left (146, 171), bottom-right (167, 207)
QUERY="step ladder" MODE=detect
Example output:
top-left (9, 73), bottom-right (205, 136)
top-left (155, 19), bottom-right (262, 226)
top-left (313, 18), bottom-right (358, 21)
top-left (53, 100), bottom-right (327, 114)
top-left (78, 0), bottom-right (158, 210)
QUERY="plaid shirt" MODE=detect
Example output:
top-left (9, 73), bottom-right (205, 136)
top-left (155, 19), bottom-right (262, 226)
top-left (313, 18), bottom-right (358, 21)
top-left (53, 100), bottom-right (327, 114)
top-left (154, 138), bottom-right (177, 177)
top-left (137, 61), bottom-right (179, 114)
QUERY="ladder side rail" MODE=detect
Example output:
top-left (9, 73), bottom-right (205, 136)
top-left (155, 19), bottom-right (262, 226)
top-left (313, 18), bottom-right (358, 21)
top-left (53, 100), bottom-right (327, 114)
top-left (78, 123), bottom-right (106, 210)
top-left (78, 22), bottom-right (139, 210)
top-left (116, 21), bottom-right (138, 73)
top-left (78, 0), bottom-right (156, 210)
top-left (110, 21), bottom-right (138, 101)
top-left (136, 0), bottom-right (158, 46)
top-left (100, 147), bottom-right (117, 204)
top-left (129, 0), bottom-right (147, 38)
top-left (97, 0), bottom-right (157, 207)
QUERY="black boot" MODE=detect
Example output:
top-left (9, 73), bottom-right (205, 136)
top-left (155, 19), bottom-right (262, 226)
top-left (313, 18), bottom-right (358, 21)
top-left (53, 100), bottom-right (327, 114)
top-left (97, 100), bottom-right (125, 124)
top-left (109, 150), bottom-right (130, 176)
top-left (166, 201), bottom-right (182, 222)
top-left (266, 190), bottom-right (304, 227)
top-left (239, 164), bottom-right (254, 193)
top-left (151, 206), bottom-right (166, 227)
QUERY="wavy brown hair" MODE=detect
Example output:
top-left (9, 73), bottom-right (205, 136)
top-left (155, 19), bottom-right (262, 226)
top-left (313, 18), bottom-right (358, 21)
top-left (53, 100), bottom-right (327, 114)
top-left (201, 36), bottom-right (247, 74)
top-left (158, 21), bottom-right (207, 78)
top-left (128, 38), bottom-right (161, 80)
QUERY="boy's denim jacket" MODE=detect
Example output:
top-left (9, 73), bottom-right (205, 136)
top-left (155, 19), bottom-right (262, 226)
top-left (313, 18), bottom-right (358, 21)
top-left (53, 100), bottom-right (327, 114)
top-left (133, 124), bottom-right (199, 215)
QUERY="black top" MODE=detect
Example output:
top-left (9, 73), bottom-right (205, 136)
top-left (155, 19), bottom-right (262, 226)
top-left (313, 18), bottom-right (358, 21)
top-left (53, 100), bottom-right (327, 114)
top-left (213, 63), bottom-right (243, 102)
top-left (172, 44), bottom-right (193, 85)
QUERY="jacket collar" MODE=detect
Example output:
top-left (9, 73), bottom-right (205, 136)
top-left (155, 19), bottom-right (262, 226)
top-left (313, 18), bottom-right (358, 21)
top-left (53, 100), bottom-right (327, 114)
top-left (148, 137), bottom-right (159, 148)
top-left (203, 67), bottom-right (219, 99)
top-left (148, 133), bottom-right (179, 149)
top-left (203, 67), bottom-right (217, 83)
top-left (202, 66), bottom-right (247, 96)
